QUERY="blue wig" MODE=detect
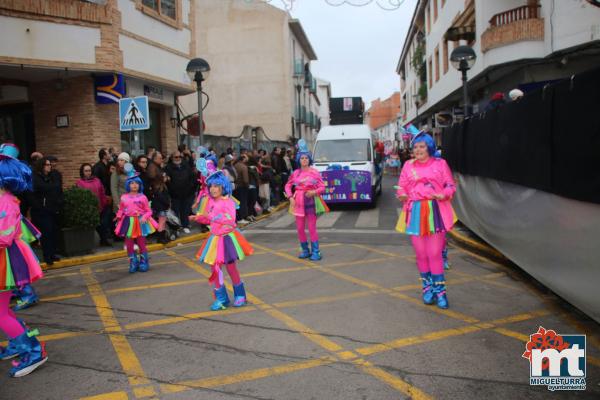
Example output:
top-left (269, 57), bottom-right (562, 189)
top-left (0, 158), bottom-right (32, 193)
top-left (206, 171), bottom-right (232, 196)
top-left (411, 132), bottom-right (436, 156)
top-left (125, 176), bottom-right (144, 194)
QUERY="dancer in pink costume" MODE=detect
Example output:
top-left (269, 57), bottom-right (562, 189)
top-left (191, 170), bottom-right (253, 311)
top-left (114, 163), bottom-right (158, 273)
top-left (396, 132), bottom-right (456, 309)
top-left (0, 143), bottom-right (48, 377)
top-left (285, 139), bottom-right (329, 261)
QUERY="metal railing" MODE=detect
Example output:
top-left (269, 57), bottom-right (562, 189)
top-left (489, 4), bottom-right (540, 27)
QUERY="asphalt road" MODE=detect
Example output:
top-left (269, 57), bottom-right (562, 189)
top-left (1, 174), bottom-right (599, 399)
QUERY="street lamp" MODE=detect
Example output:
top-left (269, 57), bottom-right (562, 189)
top-left (294, 73), bottom-right (303, 140)
top-left (450, 45), bottom-right (476, 117)
top-left (186, 58), bottom-right (210, 145)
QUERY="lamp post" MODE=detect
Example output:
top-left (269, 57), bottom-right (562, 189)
top-left (186, 58), bottom-right (210, 146)
top-left (294, 74), bottom-right (303, 140)
top-left (450, 45), bottom-right (476, 117)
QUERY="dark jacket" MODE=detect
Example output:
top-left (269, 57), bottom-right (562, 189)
top-left (248, 166), bottom-right (260, 188)
top-left (165, 162), bottom-right (196, 199)
top-left (233, 161), bottom-right (249, 188)
top-left (151, 188), bottom-right (171, 214)
top-left (259, 166), bottom-right (274, 185)
top-left (30, 172), bottom-right (64, 213)
top-left (93, 160), bottom-right (111, 195)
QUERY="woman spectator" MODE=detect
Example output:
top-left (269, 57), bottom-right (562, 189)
top-left (151, 174), bottom-right (171, 244)
top-left (76, 163), bottom-right (111, 246)
top-left (258, 158), bottom-right (273, 211)
top-left (30, 157), bottom-right (63, 265)
top-left (135, 155), bottom-right (151, 198)
top-left (247, 156), bottom-right (260, 220)
top-left (111, 152), bottom-right (130, 214)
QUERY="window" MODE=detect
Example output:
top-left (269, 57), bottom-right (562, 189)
top-left (441, 0), bottom-right (445, 7)
top-left (434, 46), bottom-right (440, 82)
top-left (426, 6), bottom-right (430, 34)
top-left (433, 0), bottom-right (438, 22)
top-left (443, 40), bottom-right (449, 74)
top-left (313, 139), bottom-right (371, 162)
top-left (142, 0), bottom-right (176, 20)
top-left (428, 57), bottom-right (432, 88)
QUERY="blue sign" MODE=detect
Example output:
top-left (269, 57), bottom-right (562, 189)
top-left (119, 96), bottom-right (150, 131)
top-left (95, 74), bottom-right (125, 104)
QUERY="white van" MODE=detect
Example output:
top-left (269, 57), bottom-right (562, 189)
top-left (312, 124), bottom-right (383, 206)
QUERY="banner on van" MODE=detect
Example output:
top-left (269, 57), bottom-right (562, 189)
top-left (321, 170), bottom-right (372, 203)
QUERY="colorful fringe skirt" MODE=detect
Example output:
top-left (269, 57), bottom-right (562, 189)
top-left (195, 229), bottom-right (253, 266)
top-left (1, 217), bottom-right (43, 292)
top-left (192, 193), bottom-right (209, 215)
top-left (288, 195), bottom-right (330, 217)
top-left (396, 199), bottom-right (457, 236)
top-left (115, 216), bottom-right (158, 239)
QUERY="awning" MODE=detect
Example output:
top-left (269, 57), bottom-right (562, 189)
top-left (444, 0), bottom-right (475, 41)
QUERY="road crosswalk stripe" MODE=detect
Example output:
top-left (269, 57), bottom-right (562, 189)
top-left (265, 213), bottom-right (295, 228)
top-left (317, 211), bottom-right (342, 228)
top-left (355, 208), bottom-right (380, 228)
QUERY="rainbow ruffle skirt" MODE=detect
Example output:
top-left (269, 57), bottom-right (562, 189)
top-left (115, 216), bottom-right (158, 239)
top-left (396, 199), bottom-right (457, 236)
top-left (0, 217), bottom-right (43, 292)
top-left (195, 229), bottom-right (253, 266)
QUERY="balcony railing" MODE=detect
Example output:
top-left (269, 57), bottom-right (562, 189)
top-left (489, 5), bottom-right (540, 27)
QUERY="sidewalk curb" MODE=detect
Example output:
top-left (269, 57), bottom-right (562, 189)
top-left (447, 228), bottom-right (508, 262)
top-left (41, 201), bottom-right (290, 271)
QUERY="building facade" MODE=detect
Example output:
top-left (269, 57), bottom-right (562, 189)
top-left (179, 0), bottom-right (322, 151)
top-left (396, 0), bottom-right (600, 137)
top-left (0, 0), bottom-right (195, 185)
top-left (315, 78), bottom-right (331, 134)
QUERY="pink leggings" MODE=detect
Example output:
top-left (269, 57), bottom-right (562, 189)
top-left (213, 263), bottom-right (242, 289)
top-left (0, 291), bottom-right (26, 339)
top-left (410, 232), bottom-right (446, 275)
top-left (125, 237), bottom-right (148, 254)
top-left (295, 214), bottom-right (318, 243)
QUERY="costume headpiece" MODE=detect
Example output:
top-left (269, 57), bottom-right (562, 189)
top-left (295, 139), bottom-right (313, 165)
top-left (0, 143), bottom-right (32, 193)
top-left (124, 162), bottom-right (144, 193)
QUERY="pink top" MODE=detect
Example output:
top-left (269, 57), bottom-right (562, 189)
top-left (192, 196), bottom-right (237, 236)
top-left (284, 167), bottom-right (325, 217)
top-left (76, 177), bottom-right (107, 211)
top-left (396, 157), bottom-right (456, 226)
top-left (116, 193), bottom-right (153, 221)
top-left (0, 192), bottom-right (23, 248)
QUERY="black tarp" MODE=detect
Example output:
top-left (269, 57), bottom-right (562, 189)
top-left (443, 66), bottom-right (600, 204)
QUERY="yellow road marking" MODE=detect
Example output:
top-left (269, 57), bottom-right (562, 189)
top-left (243, 265), bottom-right (312, 278)
top-left (171, 248), bottom-right (433, 398)
top-left (160, 356), bottom-right (336, 394)
top-left (124, 307), bottom-right (256, 331)
top-left (273, 290), bottom-right (376, 309)
top-left (252, 242), bottom-right (341, 256)
top-left (81, 266), bottom-right (154, 391)
top-left (79, 392), bottom-right (130, 400)
top-left (40, 292), bottom-right (87, 302)
top-left (106, 279), bottom-right (205, 295)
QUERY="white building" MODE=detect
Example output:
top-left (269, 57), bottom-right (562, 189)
top-left (397, 0), bottom-right (600, 135)
top-left (179, 0), bottom-right (322, 151)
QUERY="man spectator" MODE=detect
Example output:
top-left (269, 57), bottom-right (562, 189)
top-left (165, 151), bottom-right (196, 234)
top-left (47, 155), bottom-right (63, 188)
top-left (233, 154), bottom-right (250, 224)
top-left (147, 151), bottom-right (165, 189)
top-left (93, 148), bottom-right (112, 195)
top-left (108, 147), bottom-right (119, 163)
top-left (146, 146), bottom-right (157, 161)
top-left (223, 154), bottom-right (237, 189)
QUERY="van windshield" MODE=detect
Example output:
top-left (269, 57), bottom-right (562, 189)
top-left (313, 139), bottom-right (371, 162)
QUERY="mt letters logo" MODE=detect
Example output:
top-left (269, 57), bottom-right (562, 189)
top-left (523, 326), bottom-right (586, 391)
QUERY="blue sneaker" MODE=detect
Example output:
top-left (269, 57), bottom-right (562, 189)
top-left (431, 274), bottom-right (449, 309)
top-left (128, 253), bottom-right (139, 273)
top-left (13, 284), bottom-right (39, 311)
top-left (138, 252), bottom-right (150, 272)
top-left (0, 320), bottom-right (28, 360)
top-left (210, 286), bottom-right (230, 311)
top-left (298, 242), bottom-right (311, 259)
top-left (419, 272), bottom-right (435, 305)
top-left (8, 330), bottom-right (48, 378)
top-left (232, 283), bottom-right (247, 307)
top-left (309, 241), bottom-right (322, 261)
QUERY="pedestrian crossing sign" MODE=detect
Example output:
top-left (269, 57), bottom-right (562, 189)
top-left (119, 96), bottom-right (150, 131)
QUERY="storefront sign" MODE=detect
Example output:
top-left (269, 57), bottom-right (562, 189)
top-left (95, 74), bottom-right (125, 104)
top-left (321, 170), bottom-right (372, 203)
top-left (144, 84), bottom-right (163, 100)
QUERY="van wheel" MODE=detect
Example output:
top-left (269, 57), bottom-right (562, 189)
top-left (376, 179), bottom-right (383, 196)
top-left (369, 186), bottom-right (378, 208)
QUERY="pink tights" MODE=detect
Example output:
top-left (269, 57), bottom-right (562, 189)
top-left (0, 291), bottom-right (26, 339)
top-left (213, 263), bottom-right (242, 289)
top-left (410, 232), bottom-right (446, 275)
top-left (295, 214), bottom-right (318, 243)
top-left (125, 237), bottom-right (148, 254)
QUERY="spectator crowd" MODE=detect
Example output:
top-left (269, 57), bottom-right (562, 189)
top-left (20, 145), bottom-right (299, 265)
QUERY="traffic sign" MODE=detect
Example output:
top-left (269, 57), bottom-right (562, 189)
top-left (119, 96), bottom-right (150, 131)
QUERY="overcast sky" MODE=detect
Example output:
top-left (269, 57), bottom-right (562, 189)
top-left (269, 0), bottom-right (417, 109)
